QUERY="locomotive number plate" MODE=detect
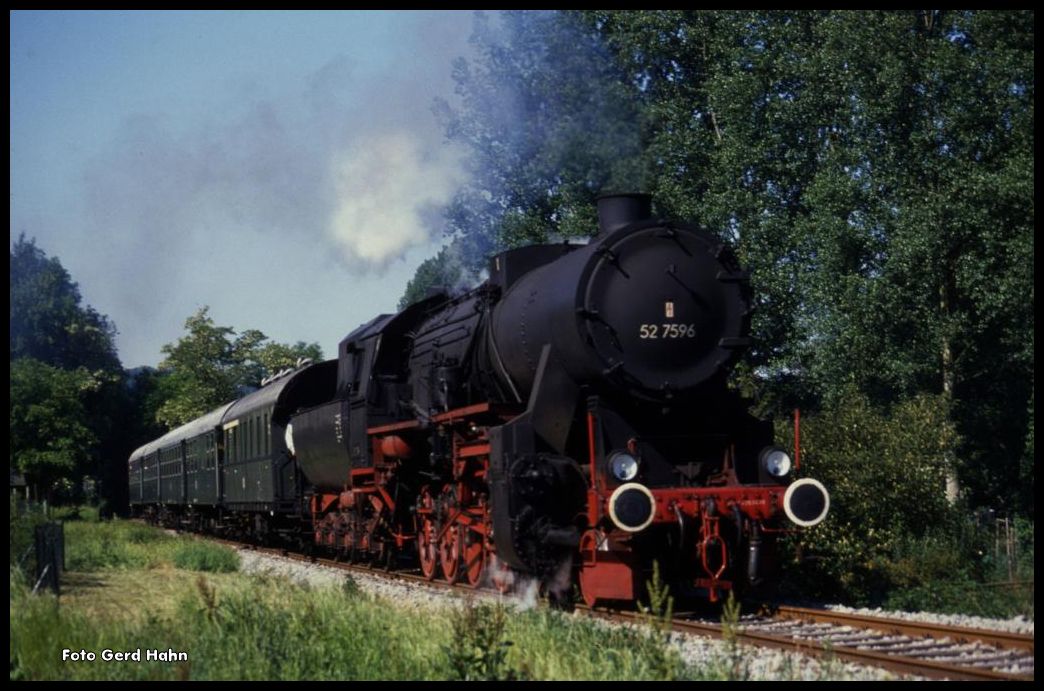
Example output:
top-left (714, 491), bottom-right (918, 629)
top-left (639, 323), bottom-right (696, 339)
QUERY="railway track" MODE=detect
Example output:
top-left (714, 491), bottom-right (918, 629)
top-left (206, 534), bottom-right (1033, 681)
top-left (686, 607), bottom-right (1032, 681)
top-left (579, 603), bottom-right (1033, 681)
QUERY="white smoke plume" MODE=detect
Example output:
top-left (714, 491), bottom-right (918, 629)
top-left (62, 12), bottom-right (478, 365)
top-left (329, 132), bottom-right (462, 268)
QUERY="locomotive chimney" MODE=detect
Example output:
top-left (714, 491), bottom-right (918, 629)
top-left (596, 193), bottom-right (653, 236)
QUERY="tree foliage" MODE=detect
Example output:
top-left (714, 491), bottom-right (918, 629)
top-left (9, 234), bottom-right (326, 507)
top-left (155, 307), bottom-right (323, 428)
top-left (10, 236), bottom-right (126, 503)
top-left (398, 240), bottom-right (471, 310)
top-left (10, 235), bottom-right (121, 373)
top-left (419, 9), bottom-right (1033, 515)
top-left (777, 390), bottom-right (959, 598)
top-left (9, 359), bottom-right (102, 500)
top-left (432, 10), bottom-right (647, 272)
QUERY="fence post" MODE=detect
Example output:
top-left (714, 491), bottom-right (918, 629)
top-left (33, 522), bottom-right (63, 596)
top-left (994, 517), bottom-right (1017, 581)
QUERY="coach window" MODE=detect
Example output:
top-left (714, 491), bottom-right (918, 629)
top-left (263, 413), bottom-right (269, 455)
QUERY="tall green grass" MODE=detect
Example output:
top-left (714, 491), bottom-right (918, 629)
top-left (171, 542), bottom-right (239, 573)
top-left (17, 512), bottom-right (1025, 680)
top-left (10, 499), bottom-right (47, 577)
top-left (10, 567), bottom-right (716, 681)
top-left (12, 513), bottom-right (701, 680)
top-left (60, 520), bottom-right (239, 573)
top-left (12, 502), bottom-right (237, 577)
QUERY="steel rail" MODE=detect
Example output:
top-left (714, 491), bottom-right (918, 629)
top-left (771, 604), bottom-right (1034, 654)
top-left (582, 606), bottom-right (1032, 682)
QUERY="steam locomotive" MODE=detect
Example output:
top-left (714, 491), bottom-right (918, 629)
top-left (129, 194), bottom-right (829, 606)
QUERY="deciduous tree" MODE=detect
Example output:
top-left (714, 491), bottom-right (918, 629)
top-left (155, 307), bottom-right (323, 427)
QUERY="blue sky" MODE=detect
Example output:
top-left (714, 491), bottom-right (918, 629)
top-left (10, 10), bottom-right (477, 368)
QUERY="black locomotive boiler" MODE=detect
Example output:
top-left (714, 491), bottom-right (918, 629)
top-left (130, 194), bottom-right (830, 606)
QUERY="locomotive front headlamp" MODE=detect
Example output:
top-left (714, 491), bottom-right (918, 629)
top-left (760, 447), bottom-right (792, 478)
top-left (608, 451), bottom-right (639, 482)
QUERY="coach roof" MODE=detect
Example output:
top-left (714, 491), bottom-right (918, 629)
top-left (128, 401), bottom-right (235, 465)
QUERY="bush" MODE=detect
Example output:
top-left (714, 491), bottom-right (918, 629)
top-left (880, 518), bottom-right (1034, 617)
top-left (775, 390), bottom-right (957, 601)
top-left (444, 602), bottom-right (524, 680)
top-left (774, 390), bottom-right (1034, 618)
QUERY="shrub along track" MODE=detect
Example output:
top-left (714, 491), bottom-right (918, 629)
top-left (199, 533), bottom-right (1032, 681)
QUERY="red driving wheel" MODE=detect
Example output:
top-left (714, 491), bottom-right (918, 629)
top-left (417, 488), bottom-right (439, 580)
top-left (439, 524), bottom-right (462, 584)
top-left (463, 527), bottom-right (485, 588)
